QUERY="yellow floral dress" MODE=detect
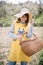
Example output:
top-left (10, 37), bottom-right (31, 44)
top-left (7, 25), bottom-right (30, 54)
top-left (8, 21), bottom-right (31, 62)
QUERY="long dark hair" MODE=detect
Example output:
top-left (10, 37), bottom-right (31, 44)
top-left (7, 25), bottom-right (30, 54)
top-left (16, 13), bottom-right (29, 26)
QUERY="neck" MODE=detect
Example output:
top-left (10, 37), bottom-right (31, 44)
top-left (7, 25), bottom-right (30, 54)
top-left (20, 21), bottom-right (25, 24)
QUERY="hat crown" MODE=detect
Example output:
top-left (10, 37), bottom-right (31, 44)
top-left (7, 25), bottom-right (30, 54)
top-left (14, 8), bottom-right (30, 18)
top-left (21, 8), bottom-right (29, 14)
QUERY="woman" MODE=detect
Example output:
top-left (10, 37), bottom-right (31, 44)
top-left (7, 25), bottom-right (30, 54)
top-left (8, 8), bottom-right (34, 65)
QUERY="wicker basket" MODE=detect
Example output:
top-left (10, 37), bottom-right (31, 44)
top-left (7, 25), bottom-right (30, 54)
top-left (20, 34), bottom-right (43, 56)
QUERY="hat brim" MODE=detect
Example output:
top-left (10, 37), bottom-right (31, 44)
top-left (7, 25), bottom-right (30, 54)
top-left (14, 12), bottom-right (23, 18)
top-left (14, 12), bottom-right (33, 22)
top-left (14, 11), bottom-right (29, 18)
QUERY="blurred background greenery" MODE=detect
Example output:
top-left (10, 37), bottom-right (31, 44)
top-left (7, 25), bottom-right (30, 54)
top-left (0, 0), bottom-right (43, 27)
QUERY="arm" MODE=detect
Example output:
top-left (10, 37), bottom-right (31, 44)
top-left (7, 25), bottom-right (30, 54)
top-left (8, 21), bottom-right (17, 39)
top-left (26, 18), bottom-right (34, 38)
top-left (26, 24), bottom-right (33, 38)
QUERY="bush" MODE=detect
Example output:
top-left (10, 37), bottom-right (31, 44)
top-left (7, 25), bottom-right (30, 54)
top-left (34, 23), bottom-right (43, 27)
top-left (38, 50), bottom-right (43, 65)
top-left (0, 61), bottom-right (4, 65)
top-left (39, 58), bottom-right (43, 65)
top-left (3, 23), bottom-right (10, 27)
top-left (0, 23), bottom-right (3, 27)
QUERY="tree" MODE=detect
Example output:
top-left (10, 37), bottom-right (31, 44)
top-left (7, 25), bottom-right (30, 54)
top-left (39, 0), bottom-right (42, 14)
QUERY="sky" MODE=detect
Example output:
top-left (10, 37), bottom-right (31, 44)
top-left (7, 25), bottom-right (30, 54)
top-left (0, 0), bottom-right (43, 4)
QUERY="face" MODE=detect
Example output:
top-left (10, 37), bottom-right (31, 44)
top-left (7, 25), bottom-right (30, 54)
top-left (20, 14), bottom-right (27, 23)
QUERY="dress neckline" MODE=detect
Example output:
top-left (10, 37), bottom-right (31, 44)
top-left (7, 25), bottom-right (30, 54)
top-left (20, 21), bottom-right (25, 24)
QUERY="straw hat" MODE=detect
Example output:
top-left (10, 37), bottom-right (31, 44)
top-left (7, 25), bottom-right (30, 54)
top-left (14, 8), bottom-right (32, 21)
top-left (14, 8), bottom-right (29, 18)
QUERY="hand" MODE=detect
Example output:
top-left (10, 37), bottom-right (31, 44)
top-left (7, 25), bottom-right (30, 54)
top-left (17, 34), bottom-right (22, 39)
top-left (29, 19), bottom-right (34, 25)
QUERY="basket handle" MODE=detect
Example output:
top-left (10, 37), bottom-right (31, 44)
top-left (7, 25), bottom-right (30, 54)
top-left (30, 33), bottom-right (38, 41)
top-left (25, 32), bottom-right (38, 41)
top-left (20, 33), bottom-right (38, 45)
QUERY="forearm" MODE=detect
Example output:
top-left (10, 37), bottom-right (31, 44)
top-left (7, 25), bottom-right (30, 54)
top-left (26, 24), bottom-right (33, 38)
top-left (8, 21), bottom-right (18, 39)
top-left (8, 32), bottom-right (17, 39)
top-left (26, 32), bottom-right (32, 38)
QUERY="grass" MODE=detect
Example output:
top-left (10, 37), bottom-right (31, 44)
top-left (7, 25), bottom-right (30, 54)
top-left (35, 13), bottom-right (43, 23)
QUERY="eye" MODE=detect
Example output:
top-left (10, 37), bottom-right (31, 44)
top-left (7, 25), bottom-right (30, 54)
top-left (19, 28), bottom-right (20, 30)
top-left (23, 29), bottom-right (24, 30)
